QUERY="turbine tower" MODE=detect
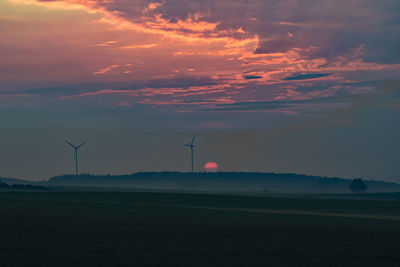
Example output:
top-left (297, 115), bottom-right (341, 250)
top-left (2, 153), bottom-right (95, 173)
top-left (184, 135), bottom-right (196, 173)
top-left (65, 140), bottom-right (86, 175)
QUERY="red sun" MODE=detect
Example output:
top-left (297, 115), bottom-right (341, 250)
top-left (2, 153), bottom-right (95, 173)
top-left (204, 162), bottom-right (218, 172)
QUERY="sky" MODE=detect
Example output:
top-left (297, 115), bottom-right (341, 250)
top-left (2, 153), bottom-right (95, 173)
top-left (0, 0), bottom-right (399, 181)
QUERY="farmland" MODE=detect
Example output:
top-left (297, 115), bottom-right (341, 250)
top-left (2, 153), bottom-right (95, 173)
top-left (0, 191), bottom-right (399, 266)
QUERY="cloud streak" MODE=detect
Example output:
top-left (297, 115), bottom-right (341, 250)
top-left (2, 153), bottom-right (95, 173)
top-left (284, 73), bottom-right (331, 81)
top-left (93, 64), bottom-right (119, 75)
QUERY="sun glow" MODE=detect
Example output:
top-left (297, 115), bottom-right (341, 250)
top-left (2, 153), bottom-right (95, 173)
top-left (204, 162), bottom-right (218, 172)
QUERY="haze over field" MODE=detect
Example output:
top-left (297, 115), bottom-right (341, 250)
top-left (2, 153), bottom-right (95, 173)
top-left (42, 172), bottom-right (400, 194)
top-left (0, 0), bottom-right (399, 181)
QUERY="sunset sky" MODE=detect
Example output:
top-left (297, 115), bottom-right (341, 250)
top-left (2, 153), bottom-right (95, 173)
top-left (0, 0), bottom-right (399, 181)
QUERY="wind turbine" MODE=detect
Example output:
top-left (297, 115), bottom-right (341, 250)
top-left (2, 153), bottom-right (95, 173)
top-left (184, 135), bottom-right (196, 173)
top-left (65, 140), bottom-right (86, 175)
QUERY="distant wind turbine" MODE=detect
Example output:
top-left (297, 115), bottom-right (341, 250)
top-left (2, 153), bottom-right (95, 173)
top-left (65, 140), bottom-right (86, 175)
top-left (184, 135), bottom-right (196, 173)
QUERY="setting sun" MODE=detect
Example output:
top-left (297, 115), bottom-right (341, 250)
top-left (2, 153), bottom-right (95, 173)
top-left (204, 162), bottom-right (218, 172)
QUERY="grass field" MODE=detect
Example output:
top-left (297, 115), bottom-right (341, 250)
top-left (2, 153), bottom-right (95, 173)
top-left (0, 191), bottom-right (399, 266)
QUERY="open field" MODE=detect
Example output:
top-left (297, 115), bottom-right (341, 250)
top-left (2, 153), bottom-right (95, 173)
top-left (0, 192), bottom-right (400, 266)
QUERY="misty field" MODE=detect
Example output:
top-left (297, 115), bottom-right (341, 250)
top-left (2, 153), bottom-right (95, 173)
top-left (0, 192), bottom-right (399, 266)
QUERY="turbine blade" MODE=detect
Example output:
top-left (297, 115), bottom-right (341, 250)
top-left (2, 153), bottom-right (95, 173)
top-left (191, 135), bottom-right (196, 145)
top-left (65, 140), bottom-right (76, 148)
top-left (77, 142), bottom-right (87, 149)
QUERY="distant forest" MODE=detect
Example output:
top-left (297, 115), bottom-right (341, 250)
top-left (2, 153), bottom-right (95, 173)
top-left (41, 172), bottom-right (400, 193)
top-left (0, 181), bottom-right (49, 191)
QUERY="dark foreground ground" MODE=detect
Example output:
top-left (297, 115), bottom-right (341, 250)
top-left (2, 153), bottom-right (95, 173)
top-left (0, 191), bottom-right (399, 266)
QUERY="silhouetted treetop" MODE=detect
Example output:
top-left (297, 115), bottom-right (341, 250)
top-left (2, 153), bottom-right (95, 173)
top-left (349, 179), bottom-right (368, 193)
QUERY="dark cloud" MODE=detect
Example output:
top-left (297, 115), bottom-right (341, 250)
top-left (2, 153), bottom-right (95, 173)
top-left (203, 96), bottom-right (338, 112)
top-left (202, 80), bottom-right (391, 112)
top-left (284, 73), bottom-right (331, 81)
top-left (155, 0), bottom-right (400, 63)
top-left (243, 75), bottom-right (263, 80)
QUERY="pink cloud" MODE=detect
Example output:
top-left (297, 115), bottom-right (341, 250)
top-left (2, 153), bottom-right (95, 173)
top-left (93, 64), bottom-right (119, 75)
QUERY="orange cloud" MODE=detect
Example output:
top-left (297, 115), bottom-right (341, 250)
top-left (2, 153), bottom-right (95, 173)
top-left (142, 2), bottom-right (163, 13)
top-left (93, 64), bottom-right (119, 75)
top-left (89, 40), bottom-right (117, 47)
top-left (120, 43), bottom-right (158, 49)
